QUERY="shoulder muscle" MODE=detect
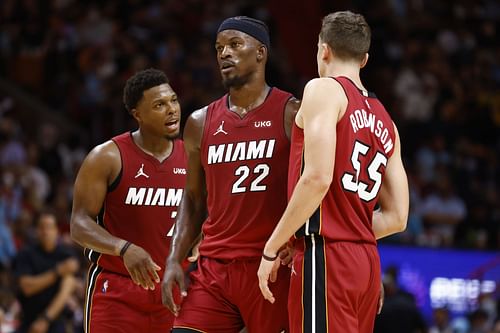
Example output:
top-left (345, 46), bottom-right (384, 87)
top-left (183, 106), bottom-right (208, 153)
top-left (297, 78), bottom-right (346, 127)
top-left (78, 141), bottom-right (121, 185)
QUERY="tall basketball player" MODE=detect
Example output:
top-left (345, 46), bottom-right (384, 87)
top-left (258, 11), bottom-right (409, 333)
top-left (162, 16), bottom-right (300, 332)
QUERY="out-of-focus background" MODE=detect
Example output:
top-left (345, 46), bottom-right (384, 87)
top-left (0, 0), bottom-right (498, 332)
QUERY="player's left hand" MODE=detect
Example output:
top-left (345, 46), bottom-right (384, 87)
top-left (257, 255), bottom-right (281, 304)
top-left (378, 281), bottom-right (385, 314)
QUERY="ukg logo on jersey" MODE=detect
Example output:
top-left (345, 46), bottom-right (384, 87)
top-left (173, 168), bottom-right (186, 174)
top-left (254, 120), bottom-right (272, 128)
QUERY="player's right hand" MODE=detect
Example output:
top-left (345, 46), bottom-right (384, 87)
top-left (161, 261), bottom-right (187, 316)
top-left (122, 244), bottom-right (161, 290)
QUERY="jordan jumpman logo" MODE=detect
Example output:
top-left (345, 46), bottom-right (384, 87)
top-left (135, 164), bottom-right (149, 179)
top-left (213, 121), bottom-right (228, 136)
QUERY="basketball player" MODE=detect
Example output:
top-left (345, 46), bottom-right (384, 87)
top-left (257, 11), bottom-right (409, 333)
top-left (161, 16), bottom-right (300, 332)
top-left (70, 69), bottom-right (186, 332)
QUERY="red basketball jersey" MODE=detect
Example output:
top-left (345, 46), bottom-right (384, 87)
top-left (85, 132), bottom-right (187, 275)
top-left (289, 77), bottom-right (395, 244)
top-left (199, 88), bottom-right (293, 259)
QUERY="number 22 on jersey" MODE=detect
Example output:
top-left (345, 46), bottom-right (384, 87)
top-left (231, 163), bottom-right (270, 194)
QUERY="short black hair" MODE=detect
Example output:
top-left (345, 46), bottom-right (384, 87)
top-left (35, 210), bottom-right (57, 227)
top-left (123, 68), bottom-right (169, 113)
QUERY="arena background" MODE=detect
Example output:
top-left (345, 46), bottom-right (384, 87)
top-left (0, 0), bottom-right (498, 332)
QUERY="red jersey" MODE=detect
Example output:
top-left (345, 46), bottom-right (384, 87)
top-left (85, 132), bottom-right (187, 275)
top-left (289, 77), bottom-right (395, 244)
top-left (199, 88), bottom-right (293, 259)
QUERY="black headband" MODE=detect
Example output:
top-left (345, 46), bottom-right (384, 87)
top-left (217, 16), bottom-right (270, 50)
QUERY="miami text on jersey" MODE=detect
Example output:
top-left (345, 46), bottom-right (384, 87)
top-left (207, 139), bottom-right (276, 165)
top-left (125, 187), bottom-right (183, 206)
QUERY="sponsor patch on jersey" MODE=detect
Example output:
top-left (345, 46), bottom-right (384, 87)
top-left (254, 120), bottom-right (272, 128)
top-left (173, 167), bottom-right (186, 174)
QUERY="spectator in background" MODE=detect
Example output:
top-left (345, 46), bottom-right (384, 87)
top-left (11, 209), bottom-right (36, 250)
top-left (0, 262), bottom-right (18, 332)
top-left (415, 134), bottom-right (451, 184)
top-left (0, 215), bottom-right (16, 268)
top-left (20, 143), bottom-right (51, 211)
top-left (491, 317), bottom-right (500, 333)
top-left (429, 307), bottom-right (453, 333)
top-left (13, 212), bottom-right (79, 333)
top-left (36, 123), bottom-right (64, 200)
top-left (374, 266), bottom-right (427, 333)
top-left (468, 309), bottom-right (490, 333)
top-left (0, 167), bottom-right (24, 273)
top-left (0, 117), bottom-right (26, 168)
top-left (455, 202), bottom-right (497, 250)
top-left (419, 176), bottom-right (467, 247)
top-left (393, 57), bottom-right (438, 124)
top-left (479, 292), bottom-right (498, 329)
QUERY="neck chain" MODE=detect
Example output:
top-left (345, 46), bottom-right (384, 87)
top-left (228, 86), bottom-right (270, 117)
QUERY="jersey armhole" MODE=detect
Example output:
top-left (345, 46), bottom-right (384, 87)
top-left (108, 168), bottom-right (122, 193)
top-left (108, 140), bottom-right (123, 193)
top-left (329, 77), bottom-right (349, 123)
top-left (199, 105), bottom-right (212, 159)
top-left (282, 95), bottom-right (294, 143)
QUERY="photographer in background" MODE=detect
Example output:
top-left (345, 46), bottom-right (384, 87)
top-left (13, 212), bottom-right (79, 333)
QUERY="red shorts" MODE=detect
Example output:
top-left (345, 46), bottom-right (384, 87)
top-left (289, 237), bottom-right (381, 333)
top-left (84, 264), bottom-right (174, 333)
top-left (174, 256), bottom-right (290, 333)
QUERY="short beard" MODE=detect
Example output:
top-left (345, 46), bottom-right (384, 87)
top-left (164, 131), bottom-right (180, 140)
top-left (222, 72), bottom-right (252, 89)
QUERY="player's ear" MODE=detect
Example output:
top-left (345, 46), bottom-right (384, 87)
top-left (320, 43), bottom-right (330, 61)
top-left (257, 45), bottom-right (266, 62)
top-left (360, 53), bottom-right (369, 69)
top-left (131, 108), bottom-right (141, 123)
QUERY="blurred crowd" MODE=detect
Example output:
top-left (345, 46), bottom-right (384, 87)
top-left (0, 0), bottom-right (498, 332)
